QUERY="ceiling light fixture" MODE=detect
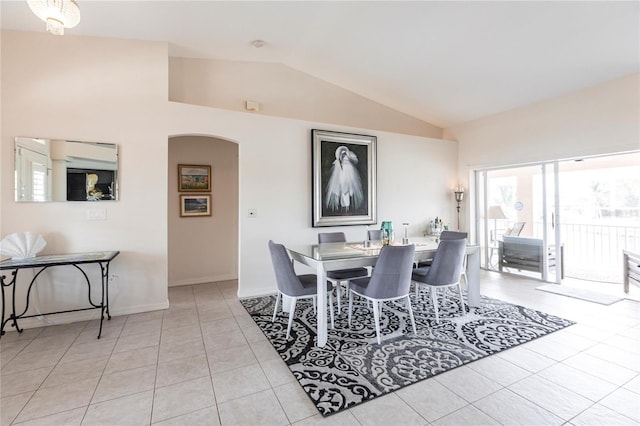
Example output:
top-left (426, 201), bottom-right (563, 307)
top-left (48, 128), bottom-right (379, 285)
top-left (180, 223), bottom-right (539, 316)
top-left (250, 40), bottom-right (265, 48)
top-left (27, 0), bottom-right (81, 36)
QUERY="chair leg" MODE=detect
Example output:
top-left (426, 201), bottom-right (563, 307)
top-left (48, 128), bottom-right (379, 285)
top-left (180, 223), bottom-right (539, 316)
top-left (272, 292), bottom-right (281, 322)
top-left (286, 299), bottom-right (297, 339)
top-left (335, 282), bottom-right (342, 311)
top-left (328, 291), bottom-right (335, 329)
top-left (461, 271), bottom-right (468, 290)
top-left (431, 287), bottom-right (439, 323)
top-left (372, 299), bottom-right (382, 344)
top-left (406, 295), bottom-right (417, 335)
top-left (348, 290), bottom-right (354, 326)
top-left (457, 283), bottom-right (466, 315)
top-left (312, 296), bottom-right (316, 314)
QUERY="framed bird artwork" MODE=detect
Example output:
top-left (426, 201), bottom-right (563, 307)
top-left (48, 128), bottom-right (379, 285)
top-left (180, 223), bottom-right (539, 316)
top-left (311, 129), bottom-right (377, 227)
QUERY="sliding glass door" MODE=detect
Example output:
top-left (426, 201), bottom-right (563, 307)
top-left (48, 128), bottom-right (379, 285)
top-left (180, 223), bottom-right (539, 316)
top-left (556, 153), bottom-right (639, 284)
top-left (476, 151), bottom-right (639, 286)
top-left (476, 163), bottom-right (561, 283)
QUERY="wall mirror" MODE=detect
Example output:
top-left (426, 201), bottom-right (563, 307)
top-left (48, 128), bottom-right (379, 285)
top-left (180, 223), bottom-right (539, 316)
top-left (15, 137), bottom-right (119, 202)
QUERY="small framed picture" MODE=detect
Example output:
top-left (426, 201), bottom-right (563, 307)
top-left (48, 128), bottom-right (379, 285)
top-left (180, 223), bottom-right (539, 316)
top-left (180, 194), bottom-right (211, 217)
top-left (178, 164), bottom-right (211, 192)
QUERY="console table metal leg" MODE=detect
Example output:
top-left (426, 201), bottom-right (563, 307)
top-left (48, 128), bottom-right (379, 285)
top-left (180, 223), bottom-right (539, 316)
top-left (98, 262), bottom-right (106, 339)
top-left (97, 261), bottom-right (113, 339)
top-left (10, 270), bottom-right (23, 333)
top-left (0, 271), bottom-right (13, 336)
top-left (105, 262), bottom-right (111, 320)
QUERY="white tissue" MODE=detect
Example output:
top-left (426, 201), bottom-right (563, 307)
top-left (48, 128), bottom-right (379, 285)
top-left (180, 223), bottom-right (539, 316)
top-left (0, 232), bottom-right (47, 259)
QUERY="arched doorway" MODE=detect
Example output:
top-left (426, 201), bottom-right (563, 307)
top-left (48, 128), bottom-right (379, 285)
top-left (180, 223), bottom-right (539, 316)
top-left (167, 135), bottom-right (239, 289)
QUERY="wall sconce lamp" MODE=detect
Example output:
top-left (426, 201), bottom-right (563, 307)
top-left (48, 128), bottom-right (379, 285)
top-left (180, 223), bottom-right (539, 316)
top-left (28, 0), bottom-right (81, 36)
top-left (454, 187), bottom-right (464, 230)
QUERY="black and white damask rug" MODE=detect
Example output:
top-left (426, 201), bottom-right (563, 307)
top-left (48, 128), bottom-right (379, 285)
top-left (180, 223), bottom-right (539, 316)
top-left (241, 290), bottom-right (574, 416)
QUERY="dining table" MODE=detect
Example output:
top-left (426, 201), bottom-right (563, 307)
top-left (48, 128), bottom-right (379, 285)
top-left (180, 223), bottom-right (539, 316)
top-left (286, 237), bottom-right (480, 347)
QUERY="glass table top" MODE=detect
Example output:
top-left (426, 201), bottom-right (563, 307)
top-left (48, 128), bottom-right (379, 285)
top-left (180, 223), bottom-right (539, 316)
top-left (0, 251), bottom-right (120, 269)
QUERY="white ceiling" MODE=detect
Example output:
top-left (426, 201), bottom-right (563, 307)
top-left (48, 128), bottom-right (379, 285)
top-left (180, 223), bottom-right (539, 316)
top-left (2, 1), bottom-right (638, 127)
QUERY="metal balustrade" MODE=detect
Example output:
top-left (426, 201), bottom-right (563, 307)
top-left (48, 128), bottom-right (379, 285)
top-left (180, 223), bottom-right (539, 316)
top-left (531, 222), bottom-right (640, 283)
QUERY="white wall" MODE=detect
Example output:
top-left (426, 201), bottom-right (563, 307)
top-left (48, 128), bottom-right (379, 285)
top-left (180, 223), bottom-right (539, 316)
top-left (1, 31), bottom-right (170, 327)
top-left (168, 102), bottom-right (459, 297)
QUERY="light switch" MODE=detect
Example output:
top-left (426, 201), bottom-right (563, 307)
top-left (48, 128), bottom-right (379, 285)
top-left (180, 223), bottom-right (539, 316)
top-left (245, 100), bottom-right (260, 112)
top-left (87, 208), bottom-right (107, 221)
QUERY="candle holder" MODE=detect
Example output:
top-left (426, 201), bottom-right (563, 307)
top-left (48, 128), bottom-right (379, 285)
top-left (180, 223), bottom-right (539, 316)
top-left (402, 223), bottom-right (409, 244)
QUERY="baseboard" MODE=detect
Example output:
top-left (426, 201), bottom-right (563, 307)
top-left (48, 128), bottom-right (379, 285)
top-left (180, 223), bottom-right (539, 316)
top-left (2, 300), bottom-right (170, 332)
top-left (169, 274), bottom-right (237, 287)
top-left (238, 285), bottom-right (276, 299)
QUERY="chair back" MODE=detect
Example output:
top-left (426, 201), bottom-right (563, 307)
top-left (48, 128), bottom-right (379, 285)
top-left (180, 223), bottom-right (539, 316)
top-left (318, 232), bottom-right (347, 243)
top-left (506, 222), bottom-right (525, 236)
top-left (367, 229), bottom-right (383, 241)
top-left (440, 230), bottom-right (468, 240)
top-left (426, 238), bottom-right (467, 286)
top-left (365, 244), bottom-right (415, 299)
top-left (268, 240), bottom-right (305, 297)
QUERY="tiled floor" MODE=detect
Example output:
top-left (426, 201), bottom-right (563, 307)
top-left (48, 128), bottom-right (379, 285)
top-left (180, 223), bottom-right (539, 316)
top-left (1, 272), bottom-right (639, 425)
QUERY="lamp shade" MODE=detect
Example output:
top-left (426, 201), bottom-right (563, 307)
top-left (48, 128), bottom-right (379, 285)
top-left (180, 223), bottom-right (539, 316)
top-left (28, 0), bottom-right (80, 35)
top-left (487, 205), bottom-right (507, 220)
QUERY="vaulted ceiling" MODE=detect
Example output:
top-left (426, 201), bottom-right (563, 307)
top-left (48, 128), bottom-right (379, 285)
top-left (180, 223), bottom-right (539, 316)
top-left (2, 1), bottom-right (638, 128)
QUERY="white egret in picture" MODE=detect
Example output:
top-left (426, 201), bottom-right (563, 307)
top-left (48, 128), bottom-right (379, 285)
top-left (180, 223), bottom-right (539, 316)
top-left (325, 145), bottom-right (364, 213)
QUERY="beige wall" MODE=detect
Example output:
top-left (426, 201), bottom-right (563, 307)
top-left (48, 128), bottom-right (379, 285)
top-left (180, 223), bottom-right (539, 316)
top-left (447, 73), bottom-right (640, 170)
top-left (3, 28), bottom-right (637, 324)
top-left (170, 58), bottom-right (443, 139)
top-left (167, 102), bottom-right (459, 297)
top-left (168, 136), bottom-right (239, 286)
top-left (1, 30), bottom-right (459, 328)
top-left (1, 30), bottom-right (170, 326)
top-left (445, 73), bottom-right (640, 234)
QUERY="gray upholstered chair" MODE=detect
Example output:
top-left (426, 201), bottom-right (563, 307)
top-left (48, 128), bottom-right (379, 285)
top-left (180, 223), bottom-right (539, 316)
top-left (347, 244), bottom-right (417, 344)
top-left (439, 230), bottom-right (468, 240)
top-left (367, 229), bottom-right (383, 241)
top-left (318, 232), bottom-right (369, 310)
top-left (412, 238), bottom-right (467, 323)
top-left (268, 240), bottom-right (334, 339)
top-left (418, 230), bottom-right (468, 288)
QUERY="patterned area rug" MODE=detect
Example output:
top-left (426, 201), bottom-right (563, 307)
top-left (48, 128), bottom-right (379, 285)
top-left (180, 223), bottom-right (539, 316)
top-left (241, 290), bottom-right (575, 416)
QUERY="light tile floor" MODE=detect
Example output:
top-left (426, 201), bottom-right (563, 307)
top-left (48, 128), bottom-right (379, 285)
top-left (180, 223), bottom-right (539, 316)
top-left (1, 272), bottom-right (639, 425)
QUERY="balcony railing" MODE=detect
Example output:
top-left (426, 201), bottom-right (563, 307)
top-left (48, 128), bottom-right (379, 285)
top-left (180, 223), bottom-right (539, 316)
top-left (533, 222), bottom-right (640, 283)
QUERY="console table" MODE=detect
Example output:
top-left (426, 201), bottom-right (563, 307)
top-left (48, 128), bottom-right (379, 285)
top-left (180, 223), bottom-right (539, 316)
top-left (0, 251), bottom-right (119, 339)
